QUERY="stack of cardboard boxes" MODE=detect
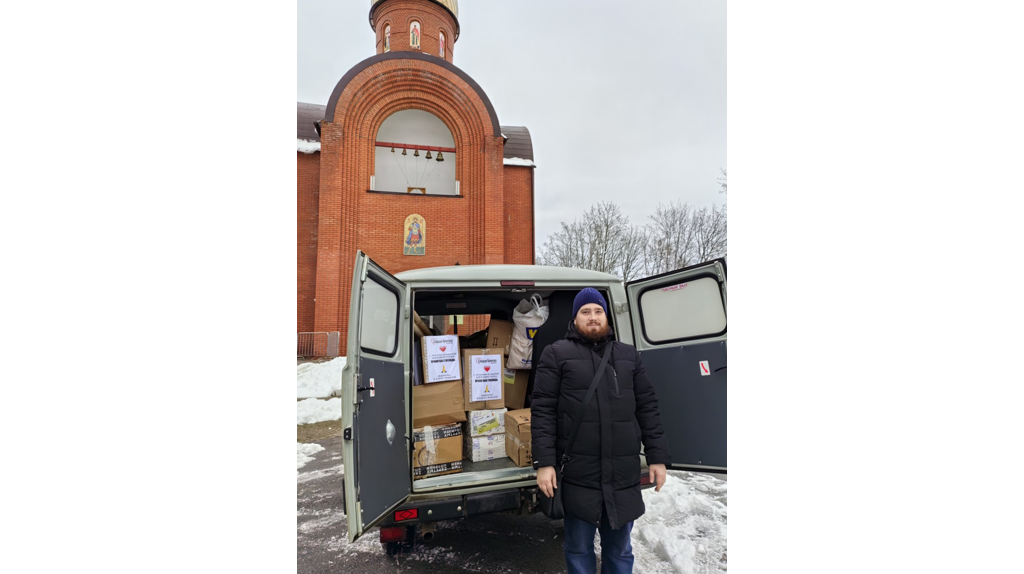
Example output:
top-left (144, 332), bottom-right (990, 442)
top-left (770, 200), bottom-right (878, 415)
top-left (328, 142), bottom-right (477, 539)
top-left (411, 316), bottom-right (534, 479)
top-left (412, 332), bottom-right (465, 480)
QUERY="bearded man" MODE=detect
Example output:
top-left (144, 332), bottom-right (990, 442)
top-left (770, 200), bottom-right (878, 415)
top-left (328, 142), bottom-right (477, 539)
top-left (531, 287), bottom-right (670, 574)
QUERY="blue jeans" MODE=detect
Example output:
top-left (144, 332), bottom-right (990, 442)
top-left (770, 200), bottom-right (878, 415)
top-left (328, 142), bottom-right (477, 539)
top-left (563, 512), bottom-right (634, 574)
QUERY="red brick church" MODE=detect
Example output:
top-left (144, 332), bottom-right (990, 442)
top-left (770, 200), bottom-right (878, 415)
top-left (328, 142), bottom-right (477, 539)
top-left (298, 0), bottom-right (537, 353)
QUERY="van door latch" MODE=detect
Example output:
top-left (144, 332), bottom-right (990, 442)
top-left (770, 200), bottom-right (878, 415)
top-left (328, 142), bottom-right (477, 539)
top-left (344, 427), bottom-right (352, 440)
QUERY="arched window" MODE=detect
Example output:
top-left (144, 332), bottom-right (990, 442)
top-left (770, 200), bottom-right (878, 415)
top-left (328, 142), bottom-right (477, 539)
top-left (439, 30), bottom-right (445, 58)
top-left (409, 21), bottom-right (421, 49)
top-left (373, 110), bottom-right (457, 195)
top-left (384, 24), bottom-right (390, 52)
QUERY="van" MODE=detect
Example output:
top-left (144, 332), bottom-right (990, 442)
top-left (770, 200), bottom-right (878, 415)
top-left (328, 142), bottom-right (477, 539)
top-left (341, 251), bottom-right (727, 553)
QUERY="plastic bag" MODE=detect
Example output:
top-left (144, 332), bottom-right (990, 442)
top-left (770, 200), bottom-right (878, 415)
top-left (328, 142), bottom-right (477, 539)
top-left (507, 294), bottom-right (549, 370)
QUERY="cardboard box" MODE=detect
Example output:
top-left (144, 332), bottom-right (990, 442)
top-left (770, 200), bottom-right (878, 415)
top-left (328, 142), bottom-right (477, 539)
top-left (464, 433), bottom-right (506, 462)
top-left (413, 422), bottom-right (464, 479)
top-left (422, 335), bottom-right (462, 383)
top-left (466, 408), bottom-right (507, 437)
top-left (486, 319), bottom-right (514, 355)
top-left (505, 432), bottom-right (532, 467)
top-left (462, 348), bottom-right (505, 410)
top-left (504, 408), bottom-right (532, 444)
top-left (412, 380), bottom-right (466, 427)
top-left (502, 367), bottom-right (530, 410)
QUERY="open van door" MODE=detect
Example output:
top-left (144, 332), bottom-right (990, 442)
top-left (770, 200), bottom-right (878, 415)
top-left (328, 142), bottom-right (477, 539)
top-left (342, 251), bottom-right (411, 542)
top-left (626, 258), bottom-right (727, 473)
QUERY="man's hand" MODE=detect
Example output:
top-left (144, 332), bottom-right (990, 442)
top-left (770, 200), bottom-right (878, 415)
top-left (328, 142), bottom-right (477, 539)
top-left (536, 466), bottom-right (557, 498)
top-left (649, 464), bottom-right (667, 493)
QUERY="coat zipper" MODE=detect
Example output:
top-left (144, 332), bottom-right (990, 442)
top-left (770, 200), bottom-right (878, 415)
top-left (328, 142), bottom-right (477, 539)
top-left (613, 369), bottom-right (619, 396)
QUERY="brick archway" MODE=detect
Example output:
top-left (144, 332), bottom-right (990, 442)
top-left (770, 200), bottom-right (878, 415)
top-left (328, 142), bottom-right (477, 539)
top-left (314, 55), bottom-right (505, 347)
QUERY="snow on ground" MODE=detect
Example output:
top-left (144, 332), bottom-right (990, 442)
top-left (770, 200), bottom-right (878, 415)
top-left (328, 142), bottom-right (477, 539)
top-left (623, 470), bottom-right (728, 574)
top-left (297, 443), bottom-right (325, 470)
top-left (297, 397), bottom-right (341, 424)
top-left (297, 356), bottom-right (346, 398)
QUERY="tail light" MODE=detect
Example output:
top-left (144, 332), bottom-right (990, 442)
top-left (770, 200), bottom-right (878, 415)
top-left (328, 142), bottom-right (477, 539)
top-left (640, 472), bottom-right (652, 486)
top-left (380, 526), bottom-right (406, 543)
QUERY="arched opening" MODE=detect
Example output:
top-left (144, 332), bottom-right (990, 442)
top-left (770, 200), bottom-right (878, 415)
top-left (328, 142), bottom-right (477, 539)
top-left (373, 109), bottom-right (457, 195)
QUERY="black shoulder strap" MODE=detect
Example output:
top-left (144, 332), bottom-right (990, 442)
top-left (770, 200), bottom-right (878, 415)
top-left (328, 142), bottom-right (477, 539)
top-left (561, 343), bottom-right (612, 471)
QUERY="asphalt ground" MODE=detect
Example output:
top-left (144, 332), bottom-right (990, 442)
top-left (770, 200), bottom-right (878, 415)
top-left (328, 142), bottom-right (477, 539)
top-left (298, 435), bottom-right (575, 573)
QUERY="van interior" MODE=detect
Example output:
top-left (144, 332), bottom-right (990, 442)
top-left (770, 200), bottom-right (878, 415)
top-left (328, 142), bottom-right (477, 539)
top-left (410, 287), bottom-right (615, 491)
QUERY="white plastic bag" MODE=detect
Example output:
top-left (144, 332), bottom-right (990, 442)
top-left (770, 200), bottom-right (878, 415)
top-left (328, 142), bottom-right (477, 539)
top-left (507, 294), bottom-right (549, 370)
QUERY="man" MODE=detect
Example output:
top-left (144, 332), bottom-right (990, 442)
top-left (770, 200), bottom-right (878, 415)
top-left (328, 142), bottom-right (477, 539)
top-left (532, 287), bottom-right (670, 574)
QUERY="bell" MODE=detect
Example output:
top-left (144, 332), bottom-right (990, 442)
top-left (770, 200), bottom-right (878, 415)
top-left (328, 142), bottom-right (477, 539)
top-left (390, 146), bottom-right (395, 153)
top-left (414, 149), bottom-right (420, 157)
top-left (425, 151), bottom-right (432, 160)
top-left (436, 151), bottom-right (444, 162)
top-left (402, 148), bottom-right (407, 155)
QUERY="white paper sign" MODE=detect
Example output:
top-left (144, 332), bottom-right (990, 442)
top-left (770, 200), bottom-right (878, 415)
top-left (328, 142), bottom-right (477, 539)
top-left (424, 336), bottom-right (461, 383)
top-left (699, 360), bottom-right (710, 376)
top-left (470, 354), bottom-right (503, 401)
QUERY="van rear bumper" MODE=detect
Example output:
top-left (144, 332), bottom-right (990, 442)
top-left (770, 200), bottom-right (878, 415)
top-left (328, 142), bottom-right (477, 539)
top-left (377, 468), bottom-right (652, 527)
top-left (378, 487), bottom-right (528, 527)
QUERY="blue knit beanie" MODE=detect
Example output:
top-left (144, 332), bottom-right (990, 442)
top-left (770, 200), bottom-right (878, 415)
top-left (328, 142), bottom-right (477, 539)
top-left (572, 287), bottom-right (608, 319)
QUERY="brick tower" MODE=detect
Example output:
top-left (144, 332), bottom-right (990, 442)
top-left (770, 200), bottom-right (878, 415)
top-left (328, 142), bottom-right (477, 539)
top-left (297, 0), bottom-right (537, 353)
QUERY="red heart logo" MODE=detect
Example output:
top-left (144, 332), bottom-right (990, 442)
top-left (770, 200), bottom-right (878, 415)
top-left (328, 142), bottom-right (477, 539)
top-left (484, 366), bottom-right (490, 372)
top-left (440, 346), bottom-right (446, 352)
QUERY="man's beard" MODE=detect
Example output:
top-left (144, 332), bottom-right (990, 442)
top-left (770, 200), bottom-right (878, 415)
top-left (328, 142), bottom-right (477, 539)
top-left (578, 322), bottom-right (610, 342)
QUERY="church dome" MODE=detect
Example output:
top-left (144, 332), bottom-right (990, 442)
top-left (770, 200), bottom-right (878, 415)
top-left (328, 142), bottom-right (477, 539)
top-left (372, 0), bottom-right (458, 20)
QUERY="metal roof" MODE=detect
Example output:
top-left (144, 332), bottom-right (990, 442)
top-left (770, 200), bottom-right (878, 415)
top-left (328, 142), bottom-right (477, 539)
top-left (298, 102), bottom-right (325, 142)
top-left (395, 264), bottom-right (619, 284)
top-left (500, 126), bottom-right (533, 161)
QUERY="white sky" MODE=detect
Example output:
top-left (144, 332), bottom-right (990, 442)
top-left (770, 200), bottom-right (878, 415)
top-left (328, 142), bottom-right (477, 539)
top-left (297, 0), bottom-right (727, 250)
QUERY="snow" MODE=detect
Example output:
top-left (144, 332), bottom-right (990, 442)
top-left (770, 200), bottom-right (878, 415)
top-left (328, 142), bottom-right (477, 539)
top-left (626, 470), bottom-right (728, 574)
top-left (298, 138), bottom-right (321, 153)
top-left (297, 443), bottom-right (325, 469)
top-left (297, 397), bottom-right (341, 424)
top-left (503, 157), bottom-right (535, 167)
top-left (297, 356), bottom-right (346, 398)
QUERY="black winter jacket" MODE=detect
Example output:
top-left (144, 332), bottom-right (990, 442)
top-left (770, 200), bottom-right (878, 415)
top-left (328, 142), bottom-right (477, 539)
top-left (531, 322), bottom-right (671, 529)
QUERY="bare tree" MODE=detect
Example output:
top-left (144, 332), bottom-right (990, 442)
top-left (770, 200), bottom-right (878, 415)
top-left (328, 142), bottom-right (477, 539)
top-left (692, 204), bottom-right (728, 263)
top-left (646, 201), bottom-right (696, 275)
top-left (718, 168), bottom-right (727, 194)
top-left (537, 201), bottom-right (633, 278)
top-left (539, 199), bottom-right (727, 280)
top-left (619, 225), bottom-right (650, 282)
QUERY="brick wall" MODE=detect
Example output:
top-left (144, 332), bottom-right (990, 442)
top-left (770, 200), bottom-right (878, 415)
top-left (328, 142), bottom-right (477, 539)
top-left (297, 151), bottom-right (320, 332)
top-left (503, 165), bottom-right (535, 265)
top-left (373, 0), bottom-right (456, 64)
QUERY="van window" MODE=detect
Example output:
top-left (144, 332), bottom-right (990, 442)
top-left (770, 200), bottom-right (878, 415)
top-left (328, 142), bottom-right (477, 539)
top-left (639, 276), bottom-right (726, 343)
top-left (360, 275), bottom-right (398, 355)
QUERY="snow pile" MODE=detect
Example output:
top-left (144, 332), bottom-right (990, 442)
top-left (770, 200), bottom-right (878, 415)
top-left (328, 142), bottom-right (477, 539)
top-left (297, 443), bottom-right (325, 469)
top-left (298, 138), bottom-right (321, 153)
top-left (297, 398), bottom-right (341, 424)
top-left (503, 157), bottom-right (535, 167)
top-left (297, 356), bottom-right (346, 398)
top-left (627, 471), bottom-right (728, 574)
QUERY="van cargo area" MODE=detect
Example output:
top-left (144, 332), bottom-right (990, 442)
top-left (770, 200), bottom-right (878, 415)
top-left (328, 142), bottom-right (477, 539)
top-left (410, 287), bottom-right (614, 492)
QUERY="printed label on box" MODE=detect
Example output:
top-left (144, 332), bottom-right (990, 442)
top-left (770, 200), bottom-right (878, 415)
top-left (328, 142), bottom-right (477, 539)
top-left (424, 336), bottom-right (461, 383)
top-left (470, 354), bottom-right (502, 401)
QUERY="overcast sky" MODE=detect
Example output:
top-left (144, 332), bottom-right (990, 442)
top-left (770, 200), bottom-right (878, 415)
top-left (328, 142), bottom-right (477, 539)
top-left (298, 0), bottom-right (726, 250)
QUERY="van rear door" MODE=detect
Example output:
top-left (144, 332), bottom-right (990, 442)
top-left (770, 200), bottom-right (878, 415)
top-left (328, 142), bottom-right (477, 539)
top-left (342, 251), bottom-right (412, 542)
top-left (625, 259), bottom-right (727, 473)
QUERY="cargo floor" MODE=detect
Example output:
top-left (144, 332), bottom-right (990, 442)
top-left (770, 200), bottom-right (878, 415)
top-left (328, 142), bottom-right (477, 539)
top-left (413, 457), bottom-right (536, 492)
